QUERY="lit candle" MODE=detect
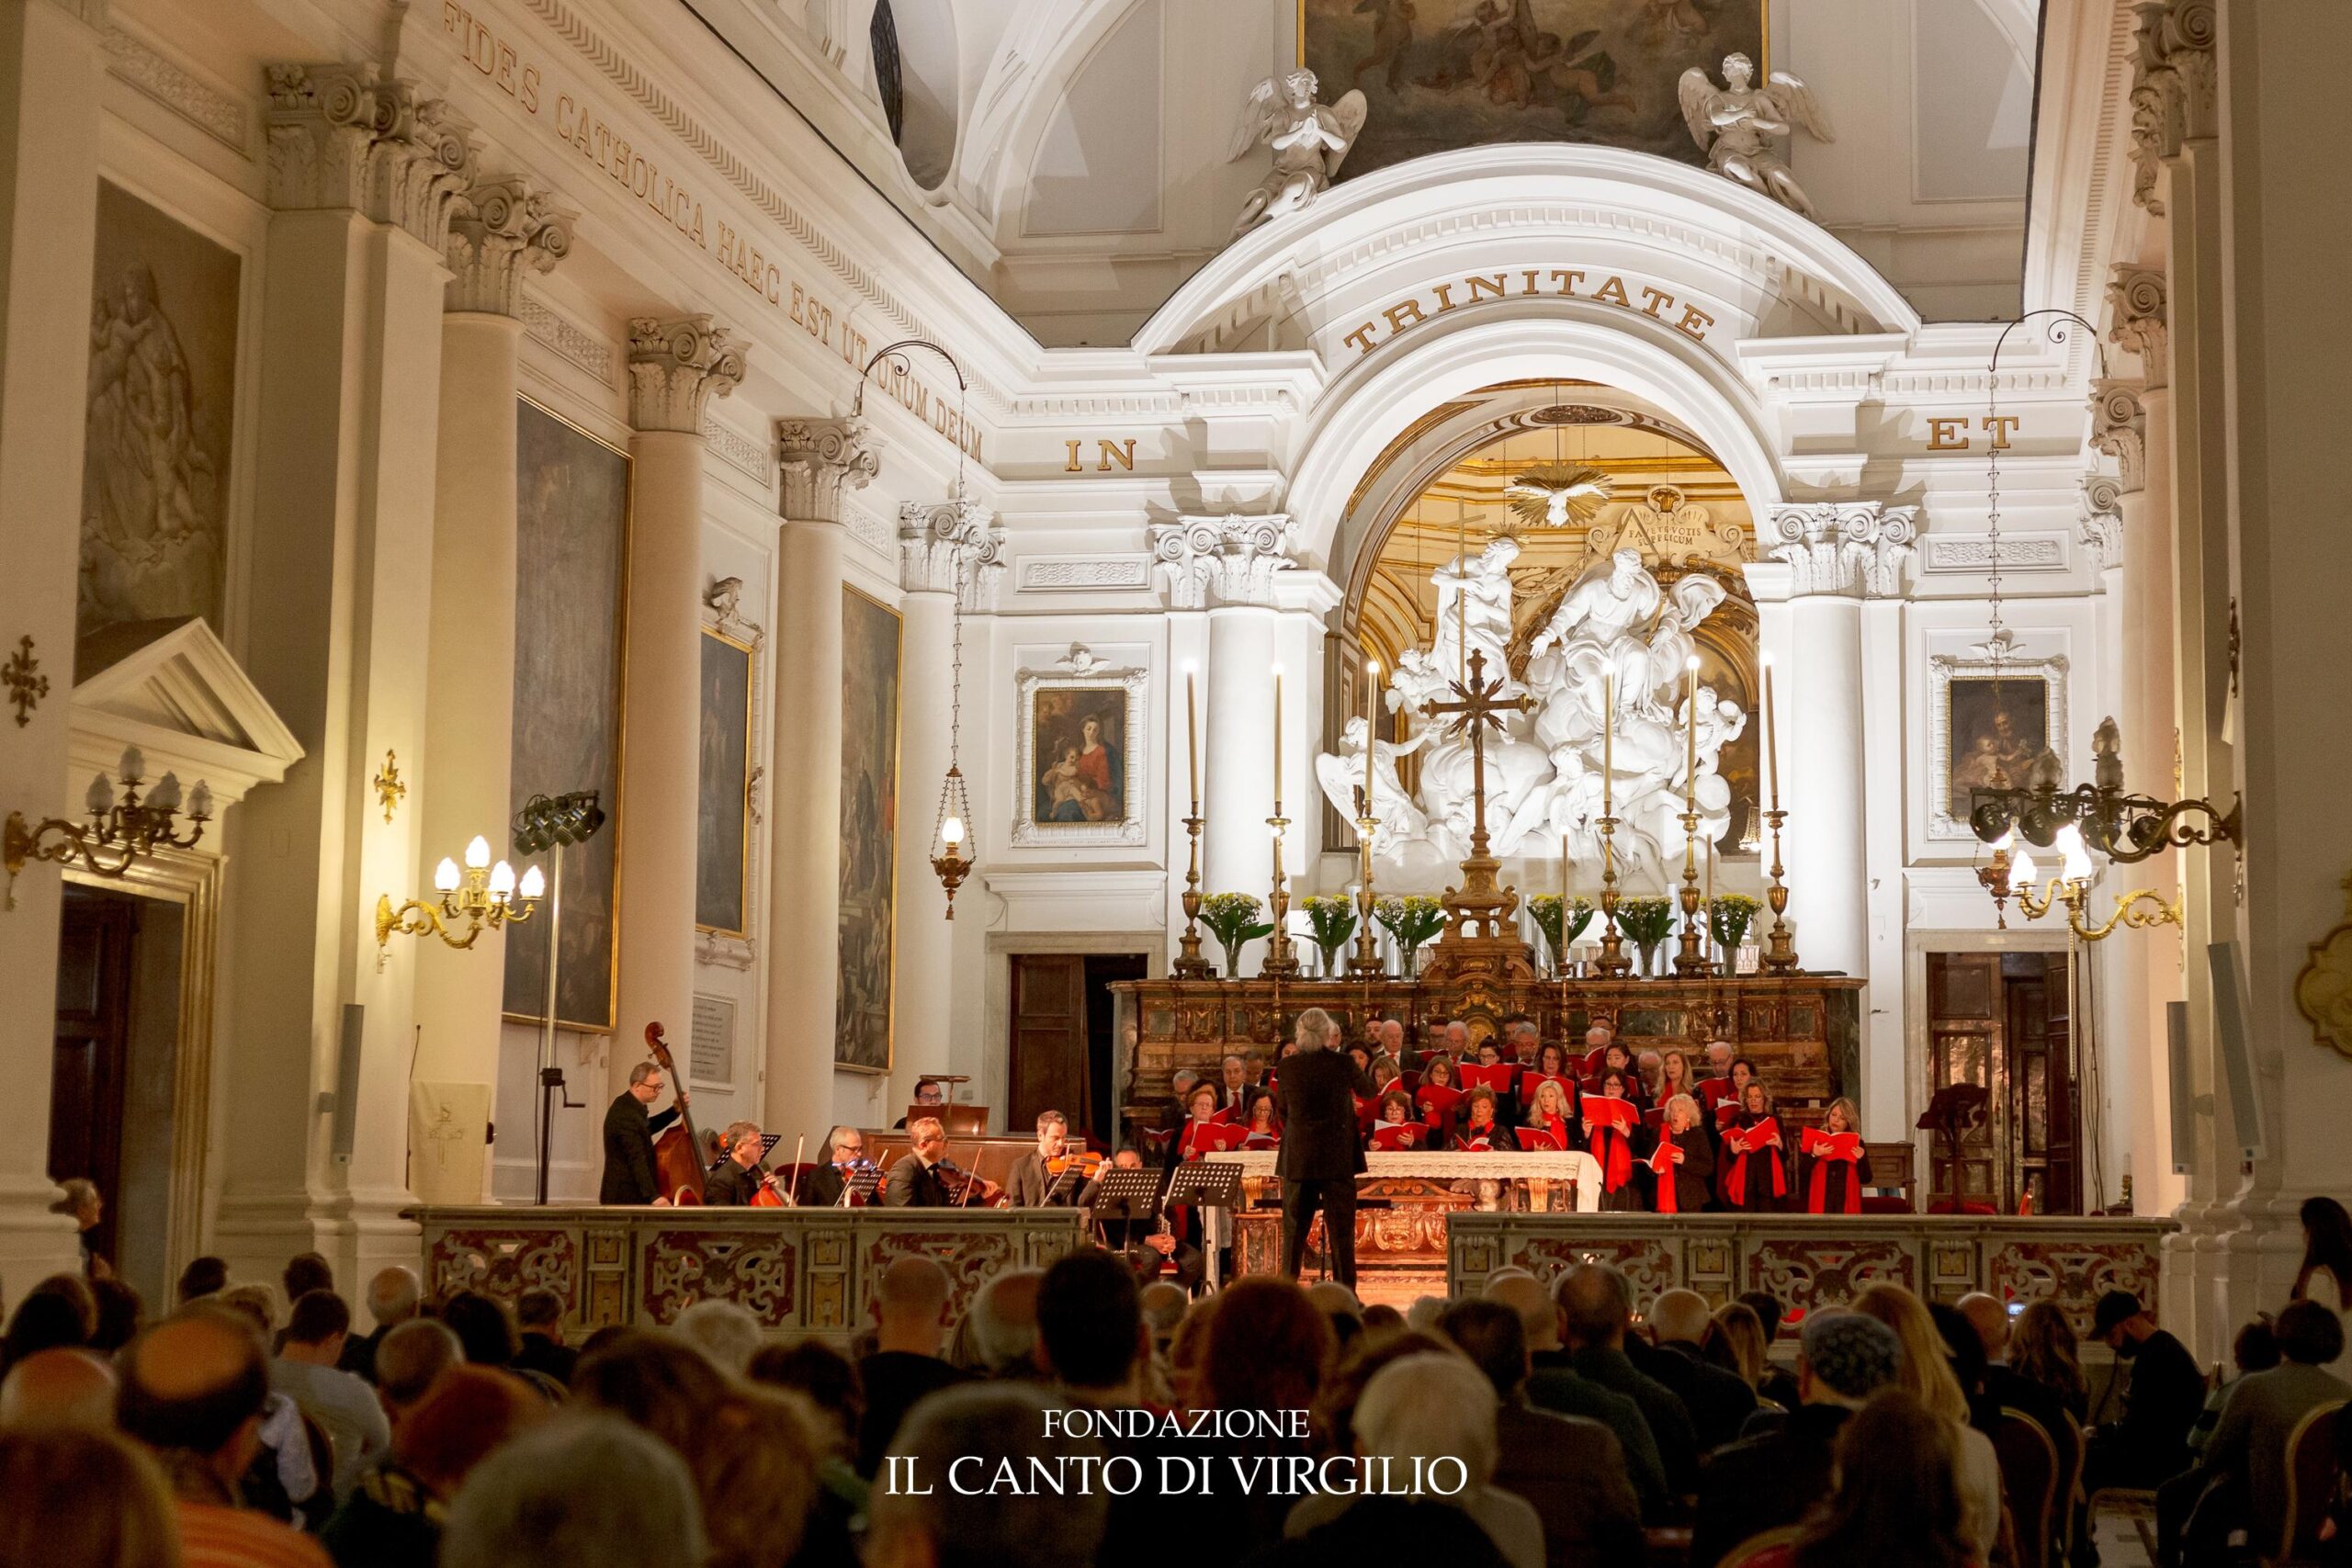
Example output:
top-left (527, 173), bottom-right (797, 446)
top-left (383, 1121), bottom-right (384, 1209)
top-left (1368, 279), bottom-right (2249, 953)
top-left (1363, 658), bottom-right (1378, 821)
top-left (1272, 663), bottom-right (1283, 811)
top-left (1601, 672), bottom-right (1614, 817)
top-left (1184, 662), bottom-right (1200, 814)
top-left (1761, 651), bottom-right (1780, 812)
top-left (1685, 653), bottom-right (1701, 808)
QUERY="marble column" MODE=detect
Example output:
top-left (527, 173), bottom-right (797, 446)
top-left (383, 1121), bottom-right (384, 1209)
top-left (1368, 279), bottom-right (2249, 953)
top-left (1150, 515), bottom-right (1302, 945)
top-left (611, 318), bottom-right (747, 1105)
top-left (763, 420), bottom-right (878, 1146)
top-left (412, 176), bottom-right (571, 1202)
top-left (0, 0), bottom-right (107, 1287)
top-left (221, 64), bottom-right (473, 1286)
top-left (893, 500), bottom-right (1004, 1106)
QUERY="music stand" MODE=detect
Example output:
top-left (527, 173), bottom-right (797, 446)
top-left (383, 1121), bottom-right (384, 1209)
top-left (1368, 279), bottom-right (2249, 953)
top-left (1165, 1161), bottom-right (1245, 1291)
top-left (1086, 1167), bottom-right (1169, 1271)
top-left (1042, 1160), bottom-right (1093, 1206)
top-left (842, 1164), bottom-right (885, 1205)
top-left (1917, 1083), bottom-right (1989, 1215)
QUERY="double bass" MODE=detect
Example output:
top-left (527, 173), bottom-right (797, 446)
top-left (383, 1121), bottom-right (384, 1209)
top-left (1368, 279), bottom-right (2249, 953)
top-left (643, 1022), bottom-right (707, 1205)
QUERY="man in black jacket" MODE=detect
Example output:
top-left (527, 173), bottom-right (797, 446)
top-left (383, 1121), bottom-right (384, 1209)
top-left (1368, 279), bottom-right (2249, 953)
top-left (599, 1061), bottom-right (687, 1204)
top-left (1640, 1287), bottom-right (1759, 1453)
top-left (2084, 1291), bottom-right (2207, 1494)
top-left (1274, 1009), bottom-right (1371, 1288)
top-left (702, 1119), bottom-right (772, 1206)
top-left (798, 1125), bottom-right (865, 1207)
top-left (883, 1117), bottom-right (956, 1208)
top-left (1006, 1111), bottom-right (1087, 1207)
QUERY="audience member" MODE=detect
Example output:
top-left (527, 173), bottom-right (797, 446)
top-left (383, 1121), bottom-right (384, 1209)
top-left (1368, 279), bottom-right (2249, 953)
top-left (692, 1384), bottom-right (828, 1568)
top-left (1137, 1281), bottom-right (1188, 1362)
top-left (1709, 1304), bottom-right (1770, 1396)
top-left (373, 1319), bottom-right (461, 1431)
top-left (321, 1366), bottom-right (544, 1568)
top-left (855, 1255), bottom-right (972, 1478)
top-left (118, 1311), bottom-right (333, 1568)
top-left (0, 1426), bottom-right (179, 1568)
top-left (1483, 1269), bottom-right (1668, 1518)
top-left (748, 1340), bottom-right (864, 1459)
top-left (176, 1256), bottom-right (230, 1305)
top-left (2189, 1314), bottom-right (2279, 1458)
top-left (1284, 1353), bottom-right (1544, 1568)
top-left (2009, 1298), bottom-right (2092, 1424)
top-left (511, 1287), bottom-right (575, 1385)
top-left (0, 1346), bottom-right (116, 1430)
top-left (1849, 1283), bottom-right (2002, 1561)
top-left (1734, 1292), bottom-right (1803, 1409)
top-left (2293, 1194), bottom-right (2352, 1324)
top-left (1955, 1292), bottom-right (2071, 1444)
top-left (1166, 1295), bottom-right (1216, 1410)
top-left (1556, 1263), bottom-right (1701, 1499)
top-left (571, 1331), bottom-right (730, 1461)
top-left (1036, 1250), bottom-right (1144, 1404)
top-left (282, 1255), bottom-right (334, 1307)
top-left (2163, 1300), bottom-right (2348, 1566)
top-left (442, 1415), bottom-right (703, 1568)
top-left (1361, 1303), bottom-right (1406, 1342)
top-left (866, 1385), bottom-right (1110, 1568)
top-left (49, 1179), bottom-right (109, 1280)
top-left (272, 1291), bottom-right (390, 1501)
top-left (1691, 1311), bottom-right (1903, 1568)
top-left (673, 1299), bottom-right (763, 1376)
top-left (339, 1269), bottom-right (419, 1383)
top-left (2082, 1290), bottom-right (2206, 1495)
top-left (1744, 1390), bottom-right (1974, 1568)
top-left (1202, 1278), bottom-right (1333, 1553)
top-left (91, 1276), bottom-right (145, 1353)
top-left (1640, 1288), bottom-right (1758, 1451)
top-left (0, 1273), bottom-right (94, 1372)
top-left (1311, 1328), bottom-right (1454, 1460)
top-left (437, 1290), bottom-right (519, 1369)
top-left (1307, 1280), bottom-right (1365, 1350)
top-left (1439, 1297), bottom-right (1645, 1566)
top-left (966, 1269), bottom-right (1046, 1378)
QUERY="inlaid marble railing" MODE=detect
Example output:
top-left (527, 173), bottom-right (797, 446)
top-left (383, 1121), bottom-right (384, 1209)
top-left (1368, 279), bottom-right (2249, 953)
top-left (1448, 1213), bottom-right (2177, 1339)
top-left (409, 1206), bottom-right (1091, 1341)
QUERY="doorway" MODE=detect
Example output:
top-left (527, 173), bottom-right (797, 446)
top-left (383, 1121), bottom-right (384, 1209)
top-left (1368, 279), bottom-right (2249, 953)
top-left (1924, 951), bottom-right (2078, 1214)
top-left (1007, 953), bottom-right (1148, 1145)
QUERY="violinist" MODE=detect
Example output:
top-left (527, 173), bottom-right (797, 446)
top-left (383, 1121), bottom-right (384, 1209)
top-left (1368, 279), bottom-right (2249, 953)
top-left (1006, 1111), bottom-right (1091, 1207)
top-left (883, 1118), bottom-right (956, 1207)
top-left (701, 1119), bottom-right (773, 1206)
top-left (799, 1125), bottom-right (868, 1207)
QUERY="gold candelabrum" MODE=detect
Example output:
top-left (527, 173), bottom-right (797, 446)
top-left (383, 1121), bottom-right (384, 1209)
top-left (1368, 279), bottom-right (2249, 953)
top-left (1262, 812), bottom-right (1300, 977)
top-left (4, 748), bottom-right (211, 910)
top-left (1594, 814), bottom-right (1632, 977)
top-left (1674, 806), bottom-right (1709, 976)
top-left (375, 835), bottom-right (543, 968)
top-left (1350, 793), bottom-right (1385, 976)
top-left (1760, 806), bottom-right (1800, 972)
top-left (1172, 807), bottom-right (1213, 977)
top-left (1976, 825), bottom-right (2183, 942)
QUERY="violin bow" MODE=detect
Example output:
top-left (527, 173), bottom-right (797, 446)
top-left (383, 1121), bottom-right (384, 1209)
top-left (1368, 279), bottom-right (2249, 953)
top-left (785, 1134), bottom-right (806, 1206)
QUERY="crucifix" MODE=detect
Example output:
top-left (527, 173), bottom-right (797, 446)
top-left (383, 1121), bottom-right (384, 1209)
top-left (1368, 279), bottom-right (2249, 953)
top-left (1426, 648), bottom-right (1533, 939)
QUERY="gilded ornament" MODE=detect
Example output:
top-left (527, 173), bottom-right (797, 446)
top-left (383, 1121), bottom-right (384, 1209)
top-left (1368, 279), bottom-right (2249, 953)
top-left (4, 636), bottom-right (47, 727)
top-left (2295, 872), bottom-right (2352, 1061)
top-left (374, 750), bottom-right (407, 824)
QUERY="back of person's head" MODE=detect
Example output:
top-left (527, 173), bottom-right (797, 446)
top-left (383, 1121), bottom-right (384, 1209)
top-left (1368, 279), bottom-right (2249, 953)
top-left (441, 1289), bottom-right (520, 1366)
top-left (1648, 1288), bottom-right (1712, 1346)
top-left (695, 1386), bottom-right (826, 1568)
top-left (1555, 1263), bottom-right (1632, 1350)
top-left (1138, 1281), bottom-right (1188, 1348)
top-left (2011, 1301), bottom-right (2088, 1401)
top-left (1480, 1271), bottom-right (1557, 1353)
top-left (88, 1278), bottom-right (143, 1354)
top-left (1036, 1251), bottom-right (1139, 1392)
top-left (515, 1287), bottom-right (563, 1334)
top-left (175, 1256), bottom-right (228, 1305)
top-left (282, 1252), bottom-right (334, 1303)
top-left (117, 1311), bottom-right (269, 1461)
top-left (1850, 1284), bottom-right (1969, 1426)
top-left (1355, 1353), bottom-right (1498, 1491)
top-left (2, 1275), bottom-right (95, 1366)
top-left (1361, 1303), bottom-right (1407, 1343)
top-left (968, 1269), bottom-right (1045, 1376)
top-left (1713, 1303), bottom-right (1769, 1388)
top-left (395, 1365), bottom-right (548, 1497)
top-left (1794, 1389), bottom-right (1971, 1568)
top-left (571, 1330), bottom-right (733, 1461)
top-left (378, 1318), bottom-right (463, 1410)
top-left (212, 1283), bottom-right (280, 1342)
top-left (1204, 1277), bottom-right (1333, 1415)
top-left (0, 1426), bottom-right (178, 1568)
top-left (1437, 1299), bottom-right (1528, 1400)
top-left (1797, 1312), bottom-right (1903, 1408)
top-left (285, 1288), bottom-right (351, 1348)
top-left (673, 1299), bottom-right (763, 1376)
top-left (368, 1266), bottom-right (422, 1326)
top-left (1954, 1292), bottom-right (2008, 1361)
top-left (2233, 1314), bottom-right (2282, 1375)
top-left (1313, 1330), bottom-right (1453, 1457)
top-left (1406, 1294), bottom-right (1450, 1334)
top-left (874, 1255), bottom-right (952, 1333)
top-left (868, 1384), bottom-right (1109, 1568)
top-left (1168, 1297), bottom-right (1217, 1405)
top-left (1307, 1280), bottom-right (1364, 1349)
top-left (1294, 1007), bottom-right (1335, 1050)
top-left (746, 1340), bottom-right (863, 1453)
top-left (444, 1414), bottom-right (705, 1568)
top-left (2277, 1300), bottom-right (2346, 1366)
top-left (0, 1348), bottom-right (117, 1431)
top-left (1737, 1290), bottom-right (1785, 1342)
top-left (1927, 1302), bottom-right (1988, 1394)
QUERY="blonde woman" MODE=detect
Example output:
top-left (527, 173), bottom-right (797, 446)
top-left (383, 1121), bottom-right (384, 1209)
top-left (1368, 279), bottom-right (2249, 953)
top-left (1524, 1077), bottom-right (1587, 1151)
top-left (1649, 1093), bottom-right (1714, 1214)
top-left (1712, 1302), bottom-right (1771, 1394)
top-left (1850, 1283), bottom-right (2002, 1560)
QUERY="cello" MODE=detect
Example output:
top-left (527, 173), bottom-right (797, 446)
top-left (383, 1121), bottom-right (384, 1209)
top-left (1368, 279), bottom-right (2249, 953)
top-left (643, 1022), bottom-right (707, 1205)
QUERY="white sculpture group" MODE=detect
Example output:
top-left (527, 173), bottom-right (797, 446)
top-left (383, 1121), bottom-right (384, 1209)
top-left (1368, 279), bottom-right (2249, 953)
top-left (1317, 544), bottom-right (1746, 888)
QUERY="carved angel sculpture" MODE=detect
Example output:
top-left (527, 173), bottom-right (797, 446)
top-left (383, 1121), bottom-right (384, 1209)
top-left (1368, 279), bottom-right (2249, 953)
top-left (1227, 70), bottom-right (1368, 237)
top-left (1677, 53), bottom-right (1834, 220)
top-left (1505, 464), bottom-right (1613, 529)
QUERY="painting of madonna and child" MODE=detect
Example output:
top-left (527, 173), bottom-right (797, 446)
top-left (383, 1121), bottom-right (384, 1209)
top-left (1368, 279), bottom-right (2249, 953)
top-left (1031, 691), bottom-right (1130, 828)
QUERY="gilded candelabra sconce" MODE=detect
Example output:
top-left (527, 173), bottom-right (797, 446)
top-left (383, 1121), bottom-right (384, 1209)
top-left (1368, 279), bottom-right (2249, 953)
top-left (1976, 820), bottom-right (2181, 942)
top-left (374, 834), bottom-right (542, 968)
top-left (5, 636), bottom-right (46, 727)
top-left (5, 747), bottom-right (211, 910)
top-left (374, 750), bottom-right (407, 824)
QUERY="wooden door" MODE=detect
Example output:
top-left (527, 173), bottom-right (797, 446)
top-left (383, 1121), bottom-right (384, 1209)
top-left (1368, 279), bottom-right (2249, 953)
top-left (2004, 953), bottom-right (2079, 1214)
top-left (1009, 955), bottom-right (1089, 1135)
top-left (1926, 953), bottom-right (2004, 1212)
top-left (52, 890), bottom-right (136, 1266)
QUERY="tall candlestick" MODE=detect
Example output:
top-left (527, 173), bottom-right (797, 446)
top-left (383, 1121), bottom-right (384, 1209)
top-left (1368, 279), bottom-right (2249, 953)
top-left (1601, 672), bottom-right (1614, 816)
top-left (1184, 664), bottom-right (1200, 814)
top-left (1363, 658), bottom-right (1378, 821)
top-left (1272, 665), bottom-right (1283, 811)
top-left (1762, 651), bottom-right (1780, 811)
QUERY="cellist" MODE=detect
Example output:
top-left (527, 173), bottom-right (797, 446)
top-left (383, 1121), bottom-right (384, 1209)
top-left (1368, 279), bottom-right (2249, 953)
top-left (599, 1060), bottom-right (689, 1205)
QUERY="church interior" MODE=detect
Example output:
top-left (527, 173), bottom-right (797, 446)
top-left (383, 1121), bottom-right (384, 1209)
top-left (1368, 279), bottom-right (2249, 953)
top-left (5, 0), bottom-right (2352, 1553)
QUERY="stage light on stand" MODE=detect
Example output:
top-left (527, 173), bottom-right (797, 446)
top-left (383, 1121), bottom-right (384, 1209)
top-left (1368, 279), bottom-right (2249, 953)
top-left (510, 789), bottom-right (606, 1206)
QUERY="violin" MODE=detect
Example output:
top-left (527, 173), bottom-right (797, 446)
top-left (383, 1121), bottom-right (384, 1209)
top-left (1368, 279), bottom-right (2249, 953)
top-left (1045, 1150), bottom-right (1105, 1180)
top-left (935, 1157), bottom-right (1008, 1208)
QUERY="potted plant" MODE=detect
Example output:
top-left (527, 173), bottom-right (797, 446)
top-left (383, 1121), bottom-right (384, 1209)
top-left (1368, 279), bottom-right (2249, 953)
top-left (1612, 897), bottom-right (1676, 976)
top-left (1527, 895), bottom-right (1596, 975)
top-left (1301, 894), bottom-right (1358, 976)
top-left (1374, 894), bottom-right (1448, 979)
top-left (1706, 893), bottom-right (1761, 971)
top-left (1197, 892), bottom-right (1272, 976)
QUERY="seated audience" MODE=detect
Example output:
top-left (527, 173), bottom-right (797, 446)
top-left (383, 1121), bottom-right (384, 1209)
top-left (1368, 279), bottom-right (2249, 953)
top-left (1036, 1249), bottom-right (1146, 1404)
top-left (1483, 1270), bottom-right (1668, 1518)
top-left (2009, 1297), bottom-right (2093, 1425)
top-left (854, 1255), bottom-right (972, 1478)
top-left (673, 1298), bottom-right (763, 1377)
top-left (322, 1365), bottom-right (544, 1568)
top-left (283, 1254), bottom-right (334, 1307)
top-left (0, 1346), bottom-right (116, 1431)
top-left (442, 1415), bottom-right (704, 1568)
top-left (1849, 1283), bottom-right (2002, 1562)
top-left (1638, 1288), bottom-right (1758, 1452)
top-left (338, 1268), bottom-right (419, 1384)
top-left (438, 1290), bottom-right (520, 1370)
top-left (866, 1385), bottom-right (1110, 1568)
top-left (0, 1425), bottom-right (178, 1568)
top-left (195, 1285), bottom-right (328, 1529)
top-left (2189, 1314), bottom-right (2279, 1458)
top-left (1557, 1263), bottom-right (1701, 1500)
top-left (1691, 1310), bottom-right (1904, 1568)
top-left (511, 1287), bottom-right (576, 1385)
top-left (90, 1277), bottom-right (144, 1353)
top-left (176, 1256), bottom-right (230, 1306)
top-left (1955, 1292), bottom-right (2071, 1444)
top-left (1201, 1278), bottom-right (1332, 1553)
top-left (374, 1318), bottom-right (462, 1433)
top-left (964, 1269), bottom-right (1046, 1379)
top-left (2162, 1300), bottom-right (2349, 1567)
top-left (1742, 1390), bottom-right (1975, 1568)
top-left (0, 1274), bottom-right (94, 1373)
top-left (1735, 1291), bottom-right (1804, 1409)
top-left (2082, 1289), bottom-right (2206, 1495)
top-left (1709, 1303), bottom-right (1775, 1404)
top-left (272, 1289), bottom-right (390, 1501)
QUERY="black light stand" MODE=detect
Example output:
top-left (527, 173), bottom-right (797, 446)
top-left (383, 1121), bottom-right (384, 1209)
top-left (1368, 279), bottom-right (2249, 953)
top-left (514, 791), bottom-right (607, 1205)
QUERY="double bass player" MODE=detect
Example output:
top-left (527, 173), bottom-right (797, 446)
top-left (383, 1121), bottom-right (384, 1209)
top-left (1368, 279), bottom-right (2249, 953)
top-left (600, 1060), bottom-right (690, 1204)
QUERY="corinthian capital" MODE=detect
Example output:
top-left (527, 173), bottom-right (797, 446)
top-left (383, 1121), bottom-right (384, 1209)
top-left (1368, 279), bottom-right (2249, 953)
top-left (2088, 379), bottom-right (2147, 494)
top-left (2105, 267), bottom-right (2168, 387)
top-left (1149, 514), bottom-right (1302, 609)
top-left (265, 63), bottom-right (477, 248)
top-left (2080, 475), bottom-right (2124, 575)
top-left (1767, 502), bottom-right (1919, 599)
top-left (899, 498), bottom-right (1006, 610)
top-left (2128, 0), bottom-right (2217, 212)
top-left (777, 418), bottom-right (880, 521)
top-left (445, 177), bottom-right (573, 317)
top-left (628, 316), bottom-right (748, 434)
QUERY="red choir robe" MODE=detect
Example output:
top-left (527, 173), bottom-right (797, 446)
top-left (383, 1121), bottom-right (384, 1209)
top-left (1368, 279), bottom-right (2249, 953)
top-left (1721, 1113), bottom-right (1789, 1211)
top-left (1647, 1125), bottom-right (1714, 1214)
top-left (1583, 1097), bottom-right (1643, 1201)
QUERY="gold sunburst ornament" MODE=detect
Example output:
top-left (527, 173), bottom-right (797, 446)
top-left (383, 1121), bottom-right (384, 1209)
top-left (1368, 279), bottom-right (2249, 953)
top-left (1504, 464), bottom-right (1613, 529)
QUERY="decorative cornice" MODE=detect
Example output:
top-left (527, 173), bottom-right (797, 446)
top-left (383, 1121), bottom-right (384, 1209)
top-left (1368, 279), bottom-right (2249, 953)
top-left (105, 24), bottom-right (247, 157)
top-left (2081, 475), bottom-right (2125, 574)
top-left (518, 295), bottom-right (614, 385)
top-left (2104, 267), bottom-right (2168, 388)
top-left (898, 498), bottom-right (1006, 611)
top-left (264, 63), bottom-right (477, 249)
top-left (445, 177), bottom-right (574, 317)
top-left (776, 418), bottom-right (879, 522)
top-left (699, 415), bottom-right (771, 487)
top-left (1766, 502), bottom-right (1919, 599)
top-left (1148, 514), bottom-right (1302, 609)
top-left (2088, 379), bottom-right (2147, 494)
top-left (627, 315), bottom-right (747, 434)
top-left (2128, 0), bottom-right (2218, 213)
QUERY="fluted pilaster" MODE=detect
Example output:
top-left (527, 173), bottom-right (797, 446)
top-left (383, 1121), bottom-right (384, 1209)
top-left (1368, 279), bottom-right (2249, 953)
top-left (264, 63), bottom-right (476, 247)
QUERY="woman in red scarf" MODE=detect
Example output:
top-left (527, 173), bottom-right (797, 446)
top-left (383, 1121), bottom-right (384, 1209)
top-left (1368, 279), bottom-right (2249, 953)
top-left (1720, 1079), bottom-right (1789, 1212)
top-left (1177, 1083), bottom-right (1228, 1160)
top-left (1801, 1096), bottom-right (1874, 1214)
top-left (1522, 1077), bottom-right (1585, 1151)
top-left (1455, 1088), bottom-right (1503, 1150)
top-left (1239, 1088), bottom-right (1281, 1149)
top-left (1648, 1093), bottom-right (1715, 1214)
top-left (1581, 1068), bottom-right (1644, 1212)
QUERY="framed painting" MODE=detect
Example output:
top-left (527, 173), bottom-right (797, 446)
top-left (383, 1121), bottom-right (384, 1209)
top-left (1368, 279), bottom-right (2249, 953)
top-left (503, 399), bottom-right (630, 1032)
top-left (837, 586), bottom-right (902, 1074)
top-left (1012, 648), bottom-right (1148, 849)
top-left (1928, 653), bottom-right (2067, 840)
top-left (1300, 0), bottom-right (1768, 182)
top-left (695, 625), bottom-right (756, 937)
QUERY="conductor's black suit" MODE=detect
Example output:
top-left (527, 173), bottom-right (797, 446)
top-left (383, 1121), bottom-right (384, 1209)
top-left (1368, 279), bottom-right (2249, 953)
top-left (1273, 1043), bottom-right (1372, 1287)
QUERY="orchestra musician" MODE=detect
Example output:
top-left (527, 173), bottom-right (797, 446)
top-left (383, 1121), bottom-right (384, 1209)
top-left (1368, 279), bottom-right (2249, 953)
top-left (1080, 1148), bottom-right (1202, 1290)
top-left (799, 1126), bottom-right (869, 1207)
top-left (598, 1060), bottom-right (690, 1205)
top-left (882, 1117), bottom-right (956, 1207)
top-left (891, 1077), bottom-right (946, 1130)
top-left (1006, 1111), bottom-right (1089, 1207)
top-left (701, 1120), bottom-right (775, 1206)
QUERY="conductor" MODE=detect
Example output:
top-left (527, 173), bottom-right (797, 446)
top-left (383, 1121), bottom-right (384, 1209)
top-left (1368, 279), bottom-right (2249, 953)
top-left (1274, 1008), bottom-right (1371, 1289)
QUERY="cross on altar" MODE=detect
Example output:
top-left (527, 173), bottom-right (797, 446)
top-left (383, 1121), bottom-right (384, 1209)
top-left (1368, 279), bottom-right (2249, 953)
top-left (1426, 649), bottom-right (1534, 943)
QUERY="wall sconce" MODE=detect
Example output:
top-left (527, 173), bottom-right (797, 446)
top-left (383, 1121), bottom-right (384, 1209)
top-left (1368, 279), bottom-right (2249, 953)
top-left (375, 834), bottom-right (541, 965)
top-left (4, 747), bottom-right (211, 910)
top-left (1977, 821), bottom-right (2182, 942)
